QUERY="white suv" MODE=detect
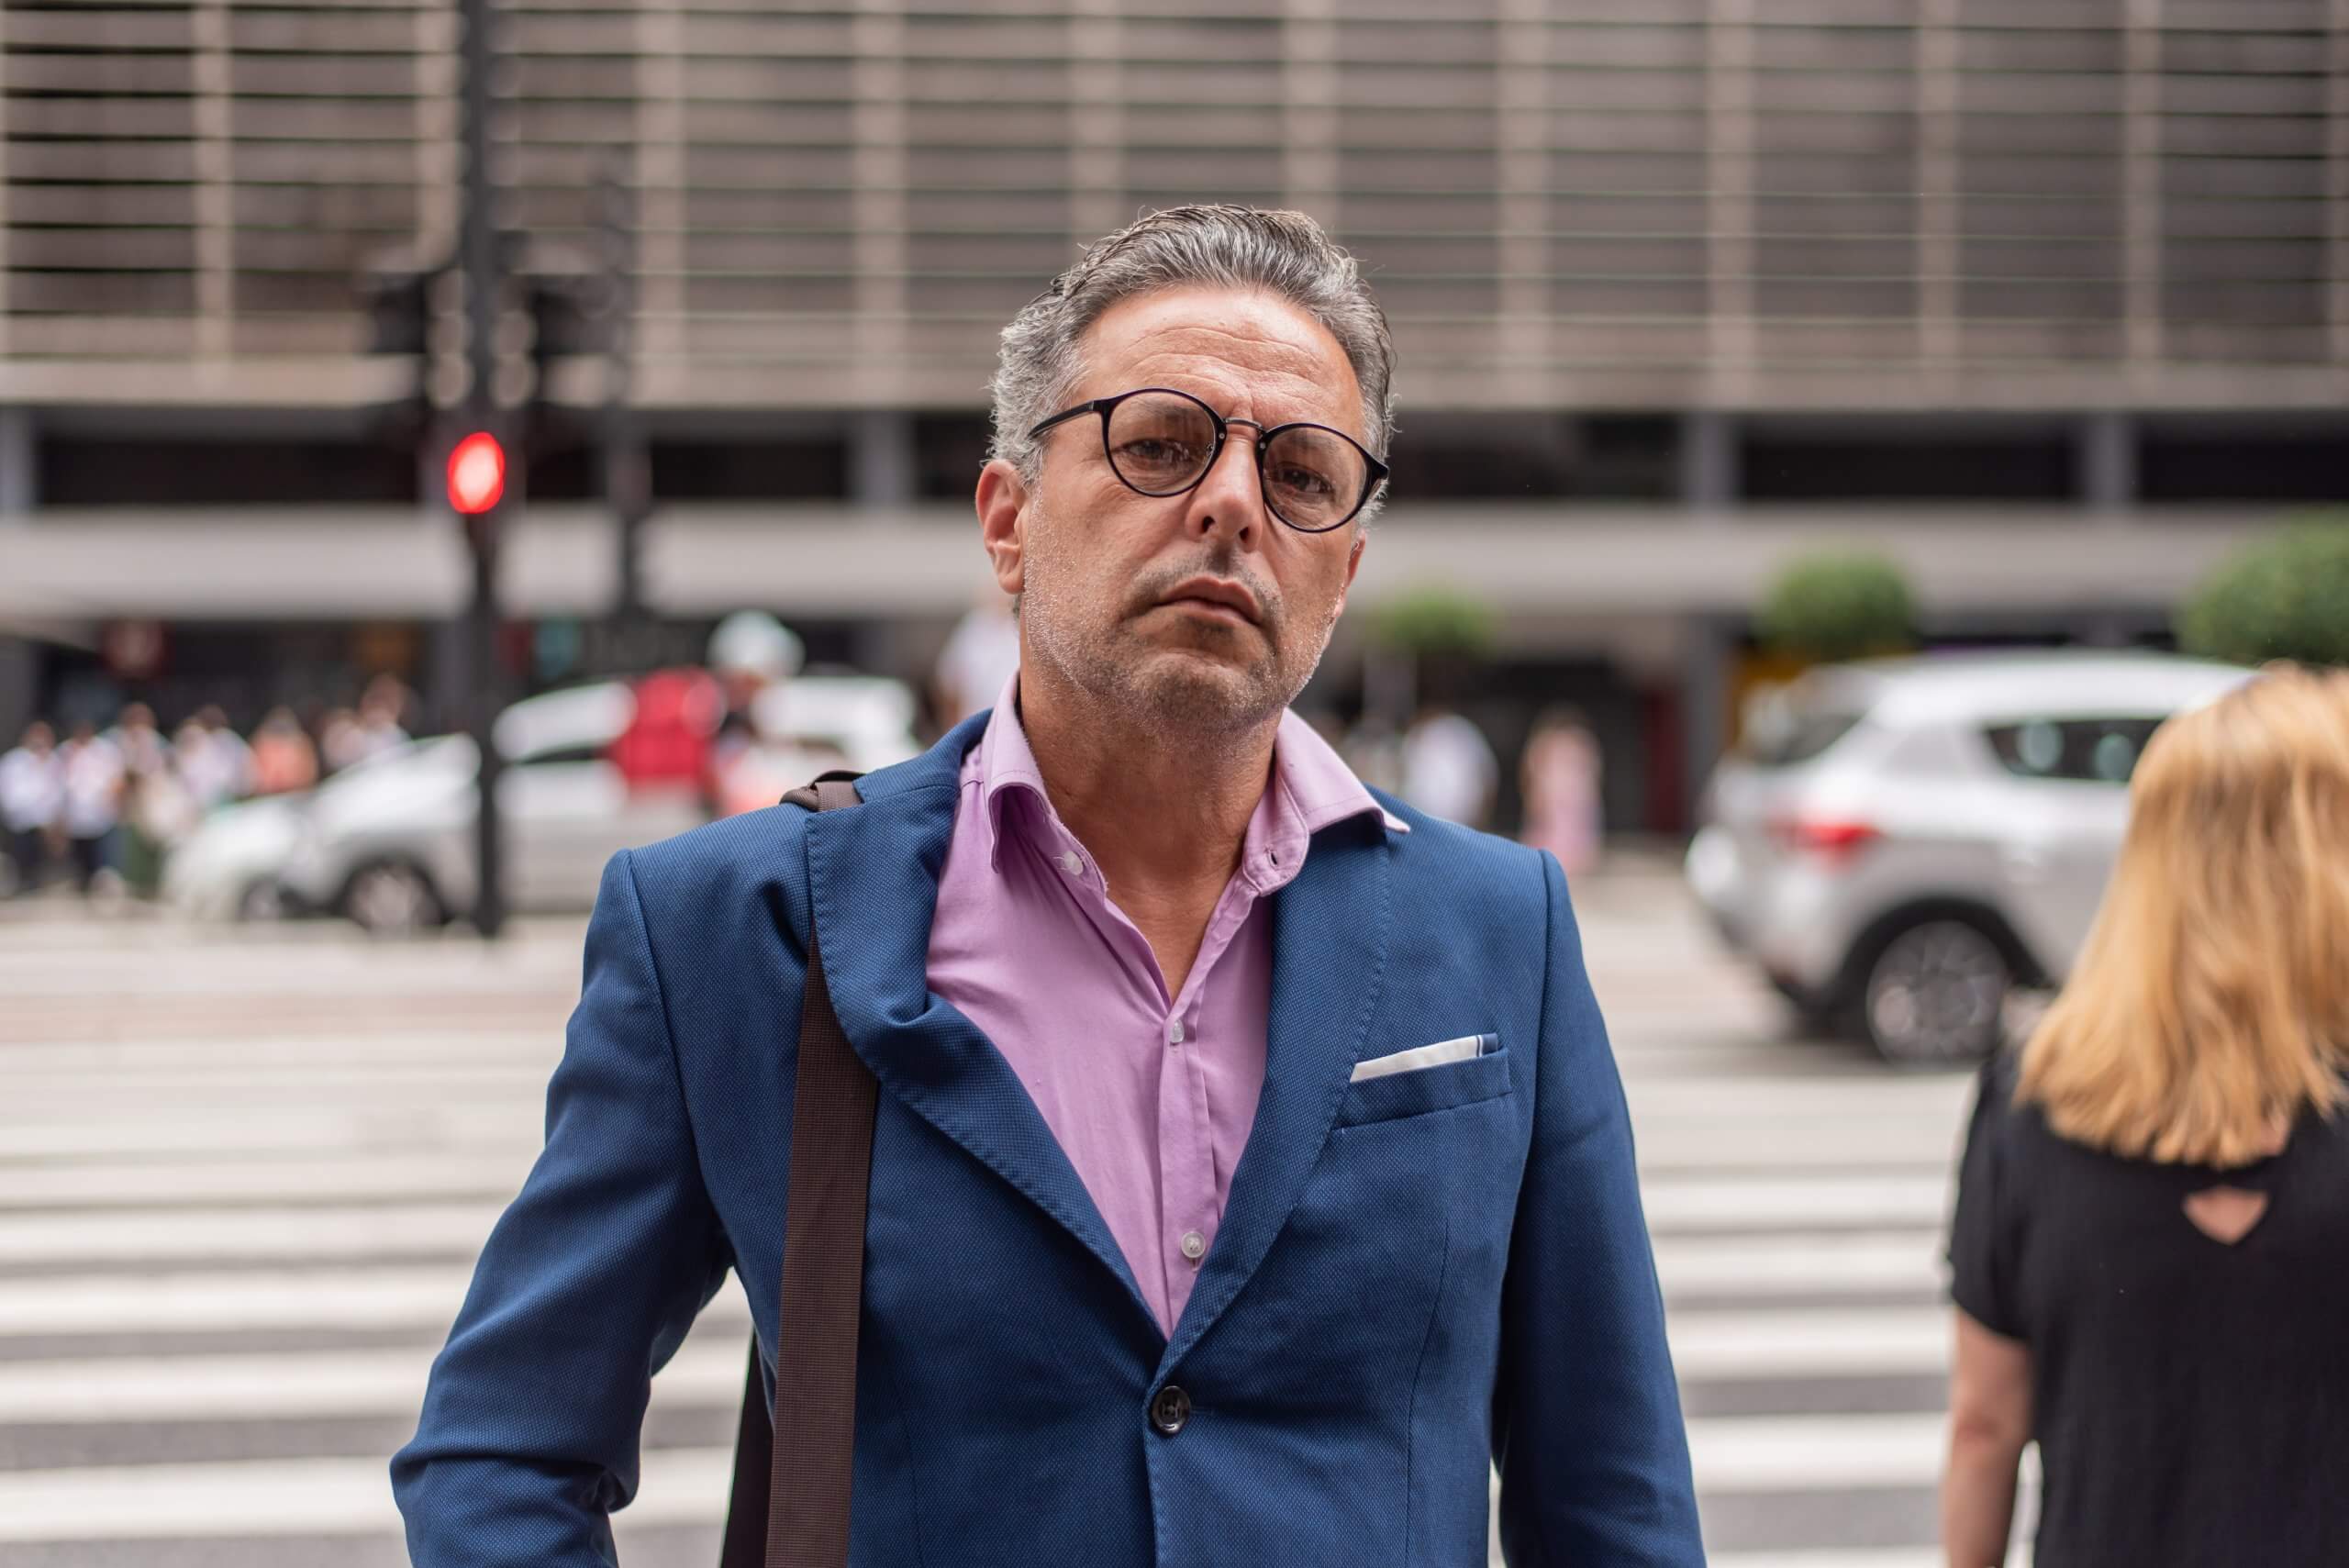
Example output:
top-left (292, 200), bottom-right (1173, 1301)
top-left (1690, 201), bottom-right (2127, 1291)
top-left (1686, 651), bottom-right (2252, 1066)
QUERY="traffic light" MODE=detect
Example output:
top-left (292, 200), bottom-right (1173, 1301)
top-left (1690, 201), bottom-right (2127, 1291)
top-left (428, 266), bottom-right (472, 411)
top-left (360, 261), bottom-right (430, 358)
top-left (446, 431), bottom-right (507, 516)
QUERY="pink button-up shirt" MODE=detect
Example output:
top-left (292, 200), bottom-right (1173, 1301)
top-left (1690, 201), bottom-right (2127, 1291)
top-left (925, 673), bottom-right (1402, 1337)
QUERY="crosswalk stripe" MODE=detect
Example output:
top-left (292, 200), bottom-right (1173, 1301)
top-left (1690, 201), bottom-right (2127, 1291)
top-left (0, 1205), bottom-right (501, 1263)
top-left (3, 1064), bottom-right (557, 1101)
top-left (1633, 1121), bottom-right (1965, 1168)
top-left (0, 1266), bottom-right (731, 1337)
top-left (0, 1152), bottom-right (542, 1208)
top-left (1641, 1174), bottom-right (1953, 1230)
top-left (0, 1267), bottom-right (480, 1336)
top-left (1689, 1412), bottom-right (1948, 1490)
top-left (0, 1340), bottom-right (748, 1423)
top-left (1652, 1232), bottom-right (1944, 1296)
top-left (0, 1449), bottom-right (726, 1540)
top-left (0, 1034), bottom-right (561, 1074)
top-left (1667, 1308), bottom-right (1947, 1378)
top-left (0, 1108), bottom-right (537, 1163)
top-left (1623, 1081), bottom-right (1975, 1118)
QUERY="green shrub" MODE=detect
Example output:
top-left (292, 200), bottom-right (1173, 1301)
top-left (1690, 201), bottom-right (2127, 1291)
top-left (1757, 551), bottom-right (1918, 662)
top-left (1367, 585), bottom-right (1498, 659)
top-left (2176, 516), bottom-right (2349, 669)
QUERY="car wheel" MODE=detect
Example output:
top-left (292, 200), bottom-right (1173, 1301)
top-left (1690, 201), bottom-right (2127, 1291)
top-left (235, 880), bottom-right (287, 923)
top-left (1860, 918), bottom-right (2009, 1067)
top-left (342, 862), bottom-right (444, 937)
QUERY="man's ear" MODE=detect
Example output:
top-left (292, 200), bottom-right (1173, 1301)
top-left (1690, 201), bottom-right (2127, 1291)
top-left (975, 459), bottom-right (1030, 598)
top-left (1338, 527), bottom-right (1367, 604)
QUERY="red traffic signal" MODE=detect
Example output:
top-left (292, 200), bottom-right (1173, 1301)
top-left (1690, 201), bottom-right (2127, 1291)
top-left (446, 431), bottom-right (507, 516)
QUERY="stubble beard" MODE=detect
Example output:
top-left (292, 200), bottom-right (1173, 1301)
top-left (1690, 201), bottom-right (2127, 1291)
top-left (1019, 500), bottom-right (1341, 743)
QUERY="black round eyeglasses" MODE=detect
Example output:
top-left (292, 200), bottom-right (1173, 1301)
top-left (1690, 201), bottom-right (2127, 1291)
top-left (1026, 386), bottom-right (1387, 534)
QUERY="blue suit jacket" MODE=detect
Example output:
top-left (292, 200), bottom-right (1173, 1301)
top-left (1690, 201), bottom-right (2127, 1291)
top-left (391, 711), bottom-right (1703, 1566)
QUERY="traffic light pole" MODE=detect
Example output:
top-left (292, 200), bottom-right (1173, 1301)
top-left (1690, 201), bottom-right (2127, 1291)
top-left (457, 0), bottom-right (506, 938)
top-left (600, 164), bottom-right (651, 628)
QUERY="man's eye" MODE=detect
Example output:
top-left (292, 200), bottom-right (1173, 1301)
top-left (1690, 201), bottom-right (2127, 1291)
top-left (1270, 465), bottom-right (1338, 496)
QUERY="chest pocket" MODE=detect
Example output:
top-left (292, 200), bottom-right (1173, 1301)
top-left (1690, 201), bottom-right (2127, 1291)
top-left (1333, 1034), bottom-right (1512, 1129)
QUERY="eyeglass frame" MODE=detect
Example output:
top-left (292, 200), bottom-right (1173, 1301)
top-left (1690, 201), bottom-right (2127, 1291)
top-left (1025, 385), bottom-right (1389, 534)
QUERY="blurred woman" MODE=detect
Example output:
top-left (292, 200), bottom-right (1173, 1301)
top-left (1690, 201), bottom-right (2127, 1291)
top-left (1942, 664), bottom-right (2349, 1568)
top-left (249, 706), bottom-right (319, 795)
top-left (1519, 705), bottom-right (1605, 878)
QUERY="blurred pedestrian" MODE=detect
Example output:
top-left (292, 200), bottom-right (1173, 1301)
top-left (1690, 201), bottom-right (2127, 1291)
top-left (1, 720), bottom-right (64, 895)
top-left (249, 706), bottom-right (320, 795)
top-left (106, 703), bottom-right (181, 896)
top-left (322, 695), bottom-right (408, 774)
top-left (1398, 703), bottom-right (1497, 828)
top-left (106, 702), bottom-right (168, 779)
top-left (394, 204), bottom-right (1701, 1568)
top-left (354, 684), bottom-right (412, 759)
top-left (173, 706), bottom-right (255, 812)
top-left (1519, 706), bottom-right (1605, 878)
top-left (704, 609), bottom-right (805, 817)
top-left (932, 590), bottom-right (1020, 730)
top-left (57, 719), bottom-right (125, 894)
top-left (318, 706), bottom-right (362, 774)
top-left (1943, 663), bottom-right (2349, 1568)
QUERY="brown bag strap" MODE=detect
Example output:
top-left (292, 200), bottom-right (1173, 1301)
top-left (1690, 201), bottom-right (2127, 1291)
top-left (720, 773), bottom-right (874, 1568)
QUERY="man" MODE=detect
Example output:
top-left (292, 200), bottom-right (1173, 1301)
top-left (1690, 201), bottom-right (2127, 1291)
top-left (394, 206), bottom-right (1701, 1566)
top-left (0, 720), bottom-right (64, 895)
top-left (56, 718), bottom-right (125, 895)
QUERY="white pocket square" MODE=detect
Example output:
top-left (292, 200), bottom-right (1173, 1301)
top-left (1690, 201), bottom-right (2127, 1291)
top-left (1350, 1033), bottom-right (1491, 1083)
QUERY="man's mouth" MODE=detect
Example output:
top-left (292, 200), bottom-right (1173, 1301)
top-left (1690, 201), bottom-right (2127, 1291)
top-left (1158, 577), bottom-right (1262, 625)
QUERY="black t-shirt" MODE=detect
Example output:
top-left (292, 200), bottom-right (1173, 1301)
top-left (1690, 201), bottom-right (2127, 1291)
top-left (1947, 1060), bottom-right (2349, 1568)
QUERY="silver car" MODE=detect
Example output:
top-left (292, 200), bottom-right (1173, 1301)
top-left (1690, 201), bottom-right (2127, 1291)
top-left (276, 674), bottom-right (920, 933)
top-left (1686, 651), bottom-right (2251, 1066)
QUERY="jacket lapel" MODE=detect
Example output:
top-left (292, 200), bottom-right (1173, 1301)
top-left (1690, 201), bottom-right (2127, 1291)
top-left (799, 723), bottom-right (1157, 1333)
top-left (1160, 814), bottom-right (1394, 1373)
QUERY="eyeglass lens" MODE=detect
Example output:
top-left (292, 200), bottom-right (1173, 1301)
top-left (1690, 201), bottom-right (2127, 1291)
top-left (1105, 391), bottom-right (1365, 530)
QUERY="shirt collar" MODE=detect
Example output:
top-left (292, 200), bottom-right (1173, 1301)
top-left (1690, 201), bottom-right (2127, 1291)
top-left (962, 670), bottom-right (1406, 882)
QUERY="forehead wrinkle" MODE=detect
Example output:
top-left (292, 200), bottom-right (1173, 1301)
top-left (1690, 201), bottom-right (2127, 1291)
top-left (1098, 348), bottom-right (1362, 439)
top-left (1074, 289), bottom-right (1364, 435)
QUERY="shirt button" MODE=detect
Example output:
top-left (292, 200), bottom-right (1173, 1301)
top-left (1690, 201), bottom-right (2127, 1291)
top-left (1180, 1229), bottom-right (1207, 1262)
top-left (1057, 851), bottom-right (1083, 875)
top-left (1167, 1019), bottom-right (1185, 1045)
top-left (1149, 1385), bottom-right (1191, 1436)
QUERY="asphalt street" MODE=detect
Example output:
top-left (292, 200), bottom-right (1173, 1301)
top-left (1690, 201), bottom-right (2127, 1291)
top-left (0, 856), bottom-right (2021, 1566)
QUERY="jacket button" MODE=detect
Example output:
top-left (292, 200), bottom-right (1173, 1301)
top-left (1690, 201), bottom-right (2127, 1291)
top-left (1149, 1385), bottom-right (1191, 1436)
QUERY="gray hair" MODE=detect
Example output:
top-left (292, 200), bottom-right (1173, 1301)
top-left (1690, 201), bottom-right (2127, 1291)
top-left (988, 205), bottom-right (1396, 517)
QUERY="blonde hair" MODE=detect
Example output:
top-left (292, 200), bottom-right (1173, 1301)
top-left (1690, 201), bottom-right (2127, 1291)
top-left (2018, 663), bottom-right (2349, 1167)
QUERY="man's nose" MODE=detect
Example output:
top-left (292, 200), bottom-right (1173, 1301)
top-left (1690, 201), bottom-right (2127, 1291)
top-left (1184, 426), bottom-right (1264, 544)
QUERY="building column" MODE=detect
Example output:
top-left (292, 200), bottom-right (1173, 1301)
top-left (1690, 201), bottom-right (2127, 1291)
top-left (0, 406), bottom-right (32, 516)
top-left (2077, 411), bottom-right (2136, 512)
top-left (851, 410), bottom-right (916, 512)
top-left (1679, 613), bottom-right (1733, 828)
top-left (1679, 410), bottom-right (1738, 512)
top-left (0, 637), bottom-right (36, 745)
top-left (0, 408), bottom-right (40, 740)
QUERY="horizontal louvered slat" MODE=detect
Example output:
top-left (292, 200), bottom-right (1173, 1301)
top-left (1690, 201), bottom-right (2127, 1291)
top-left (0, 0), bottom-right (2339, 407)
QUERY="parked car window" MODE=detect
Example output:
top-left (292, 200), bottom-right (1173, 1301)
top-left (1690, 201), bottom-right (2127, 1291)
top-left (514, 742), bottom-right (604, 768)
top-left (1984, 717), bottom-right (2166, 785)
top-left (1739, 706), bottom-right (1865, 769)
